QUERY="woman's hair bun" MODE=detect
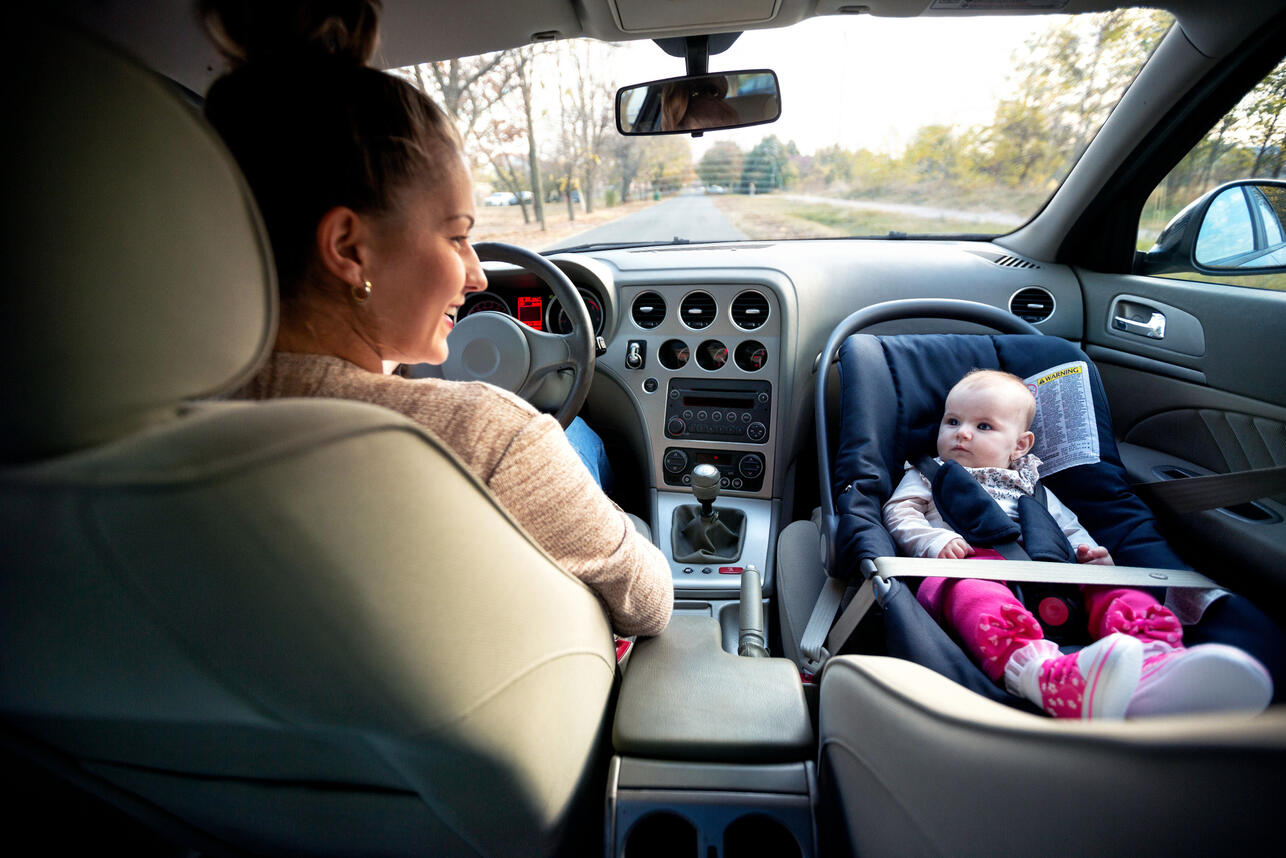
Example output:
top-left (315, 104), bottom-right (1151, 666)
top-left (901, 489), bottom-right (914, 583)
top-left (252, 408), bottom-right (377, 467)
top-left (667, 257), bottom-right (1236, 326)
top-left (201, 0), bottom-right (381, 68)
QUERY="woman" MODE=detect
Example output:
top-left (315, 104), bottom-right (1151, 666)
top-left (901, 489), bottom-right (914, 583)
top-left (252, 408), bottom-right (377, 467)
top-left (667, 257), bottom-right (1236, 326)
top-left (202, 0), bottom-right (672, 637)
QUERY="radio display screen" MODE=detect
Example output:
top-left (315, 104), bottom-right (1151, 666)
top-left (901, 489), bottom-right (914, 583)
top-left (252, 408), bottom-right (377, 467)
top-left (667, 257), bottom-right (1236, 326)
top-left (681, 393), bottom-right (754, 409)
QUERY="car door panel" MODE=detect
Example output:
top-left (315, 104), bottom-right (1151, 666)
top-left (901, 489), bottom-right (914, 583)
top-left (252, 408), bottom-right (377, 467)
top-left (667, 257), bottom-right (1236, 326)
top-left (1079, 269), bottom-right (1286, 614)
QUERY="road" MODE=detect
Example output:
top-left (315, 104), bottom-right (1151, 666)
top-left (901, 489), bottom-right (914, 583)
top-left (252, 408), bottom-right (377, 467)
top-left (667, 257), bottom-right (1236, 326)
top-left (543, 194), bottom-right (747, 250)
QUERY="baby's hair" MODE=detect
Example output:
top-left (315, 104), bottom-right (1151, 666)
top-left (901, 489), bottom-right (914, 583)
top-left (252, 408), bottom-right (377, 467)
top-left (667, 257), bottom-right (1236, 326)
top-left (200, 0), bottom-right (463, 298)
top-left (951, 369), bottom-right (1037, 428)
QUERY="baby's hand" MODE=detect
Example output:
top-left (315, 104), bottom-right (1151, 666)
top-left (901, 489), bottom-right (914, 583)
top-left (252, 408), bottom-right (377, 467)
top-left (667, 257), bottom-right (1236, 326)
top-left (1076, 544), bottom-right (1114, 565)
top-left (938, 538), bottom-right (975, 560)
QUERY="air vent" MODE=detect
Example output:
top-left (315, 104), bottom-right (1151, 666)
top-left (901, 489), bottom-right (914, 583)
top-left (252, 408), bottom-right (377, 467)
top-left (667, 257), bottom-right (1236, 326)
top-left (631, 291), bottom-right (666, 329)
top-left (968, 249), bottom-right (1042, 270)
top-left (1010, 287), bottom-right (1055, 324)
top-left (680, 291), bottom-right (717, 330)
top-left (731, 291), bottom-right (770, 330)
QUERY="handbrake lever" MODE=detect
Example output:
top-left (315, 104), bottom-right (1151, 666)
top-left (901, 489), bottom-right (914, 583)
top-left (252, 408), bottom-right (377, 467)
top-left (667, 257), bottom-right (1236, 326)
top-left (738, 565), bottom-right (770, 658)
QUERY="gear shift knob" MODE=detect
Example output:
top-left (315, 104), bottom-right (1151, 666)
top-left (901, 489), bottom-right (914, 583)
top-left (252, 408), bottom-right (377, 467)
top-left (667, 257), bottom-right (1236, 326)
top-left (691, 463), bottom-right (720, 516)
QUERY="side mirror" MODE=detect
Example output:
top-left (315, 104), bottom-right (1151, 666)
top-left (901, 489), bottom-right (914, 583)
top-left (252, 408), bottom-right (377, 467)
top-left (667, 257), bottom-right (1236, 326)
top-left (616, 70), bottom-right (781, 136)
top-left (1139, 180), bottom-right (1286, 275)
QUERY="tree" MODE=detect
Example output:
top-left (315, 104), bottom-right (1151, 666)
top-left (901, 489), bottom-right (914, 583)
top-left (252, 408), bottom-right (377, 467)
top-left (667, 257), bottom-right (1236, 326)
top-left (697, 141), bottom-right (743, 189)
top-left (740, 136), bottom-right (795, 193)
top-left (608, 135), bottom-right (649, 202)
top-left (406, 53), bottom-right (511, 147)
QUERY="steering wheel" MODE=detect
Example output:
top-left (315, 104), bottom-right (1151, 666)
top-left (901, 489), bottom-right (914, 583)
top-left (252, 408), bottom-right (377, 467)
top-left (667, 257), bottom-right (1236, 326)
top-left (438, 242), bottom-right (595, 428)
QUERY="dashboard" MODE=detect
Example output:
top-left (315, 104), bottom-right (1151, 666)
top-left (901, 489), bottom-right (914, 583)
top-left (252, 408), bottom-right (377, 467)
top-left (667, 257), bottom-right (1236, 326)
top-left (475, 239), bottom-right (1084, 596)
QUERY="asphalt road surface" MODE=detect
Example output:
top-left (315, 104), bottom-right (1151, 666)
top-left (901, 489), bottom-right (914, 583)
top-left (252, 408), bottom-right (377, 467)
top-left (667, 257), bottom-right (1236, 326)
top-left (543, 194), bottom-right (747, 250)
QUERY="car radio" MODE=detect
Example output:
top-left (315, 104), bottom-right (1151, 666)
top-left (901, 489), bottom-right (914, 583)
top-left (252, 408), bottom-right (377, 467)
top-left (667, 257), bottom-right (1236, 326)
top-left (664, 378), bottom-right (771, 444)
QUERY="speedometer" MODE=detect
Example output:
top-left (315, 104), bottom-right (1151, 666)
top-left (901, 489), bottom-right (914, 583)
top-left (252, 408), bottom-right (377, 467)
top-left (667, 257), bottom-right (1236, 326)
top-left (548, 289), bottom-right (604, 335)
top-left (458, 294), bottom-right (511, 318)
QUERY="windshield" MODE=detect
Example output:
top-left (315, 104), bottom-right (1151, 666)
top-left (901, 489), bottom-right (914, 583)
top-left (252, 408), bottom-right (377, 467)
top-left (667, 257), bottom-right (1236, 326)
top-left (392, 10), bottom-right (1172, 251)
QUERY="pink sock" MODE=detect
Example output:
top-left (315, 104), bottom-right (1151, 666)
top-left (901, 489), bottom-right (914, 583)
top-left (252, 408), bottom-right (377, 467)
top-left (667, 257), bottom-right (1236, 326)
top-left (920, 577), bottom-right (1046, 682)
top-left (1082, 585), bottom-right (1183, 647)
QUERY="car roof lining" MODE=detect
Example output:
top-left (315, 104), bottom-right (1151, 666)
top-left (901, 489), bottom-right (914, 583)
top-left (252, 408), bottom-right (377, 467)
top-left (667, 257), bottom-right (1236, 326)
top-left (49, 1), bottom-right (1286, 96)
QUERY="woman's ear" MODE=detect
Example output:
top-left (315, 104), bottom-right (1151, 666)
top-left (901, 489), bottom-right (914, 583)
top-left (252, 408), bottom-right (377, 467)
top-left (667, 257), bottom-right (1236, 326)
top-left (315, 205), bottom-right (369, 286)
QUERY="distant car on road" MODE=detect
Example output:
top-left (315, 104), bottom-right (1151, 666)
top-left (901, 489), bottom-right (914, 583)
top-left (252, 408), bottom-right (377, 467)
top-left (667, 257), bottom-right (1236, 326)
top-left (484, 191), bottom-right (517, 206)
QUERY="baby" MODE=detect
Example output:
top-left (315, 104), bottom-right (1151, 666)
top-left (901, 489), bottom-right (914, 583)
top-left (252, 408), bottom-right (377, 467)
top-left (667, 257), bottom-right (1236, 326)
top-left (882, 369), bottom-right (1271, 719)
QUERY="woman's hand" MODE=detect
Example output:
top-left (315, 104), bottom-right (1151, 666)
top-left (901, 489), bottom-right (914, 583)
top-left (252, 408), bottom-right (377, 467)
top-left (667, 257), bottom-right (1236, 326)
top-left (938, 538), bottom-right (975, 560)
top-left (1076, 544), bottom-right (1114, 565)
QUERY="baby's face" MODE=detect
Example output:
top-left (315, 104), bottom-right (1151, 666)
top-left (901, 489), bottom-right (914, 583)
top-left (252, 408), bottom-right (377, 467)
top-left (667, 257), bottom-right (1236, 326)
top-left (936, 381), bottom-right (1034, 469)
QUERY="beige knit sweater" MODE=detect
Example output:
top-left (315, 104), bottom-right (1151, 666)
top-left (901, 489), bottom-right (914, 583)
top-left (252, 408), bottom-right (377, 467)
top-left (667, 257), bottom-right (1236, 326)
top-left (235, 352), bottom-right (673, 636)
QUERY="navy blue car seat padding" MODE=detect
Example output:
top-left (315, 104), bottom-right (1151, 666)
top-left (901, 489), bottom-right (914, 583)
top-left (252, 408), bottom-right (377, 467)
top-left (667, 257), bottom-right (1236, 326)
top-left (830, 333), bottom-right (1189, 578)
top-left (827, 332), bottom-right (1286, 705)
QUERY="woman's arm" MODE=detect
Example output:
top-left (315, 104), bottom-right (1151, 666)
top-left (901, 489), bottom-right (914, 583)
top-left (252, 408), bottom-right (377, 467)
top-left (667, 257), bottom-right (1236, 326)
top-left (489, 413), bottom-right (674, 637)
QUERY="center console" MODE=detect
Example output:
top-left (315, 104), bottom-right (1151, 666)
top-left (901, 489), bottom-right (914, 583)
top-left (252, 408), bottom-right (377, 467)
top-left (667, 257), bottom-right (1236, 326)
top-left (607, 616), bottom-right (817, 858)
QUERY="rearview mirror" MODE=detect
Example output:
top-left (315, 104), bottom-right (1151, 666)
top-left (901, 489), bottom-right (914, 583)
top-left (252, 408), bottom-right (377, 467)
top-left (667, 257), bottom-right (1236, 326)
top-left (1139, 180), bottom-right (1286, 275)
top-left (616, 70), bottom-right (781, 136)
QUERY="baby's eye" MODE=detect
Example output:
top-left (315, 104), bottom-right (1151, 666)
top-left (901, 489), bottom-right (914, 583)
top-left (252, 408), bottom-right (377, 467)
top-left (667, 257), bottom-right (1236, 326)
top-left (977, 422), bottom-right (993, 431)
top-left (944, 417), bottom-right (959, 426)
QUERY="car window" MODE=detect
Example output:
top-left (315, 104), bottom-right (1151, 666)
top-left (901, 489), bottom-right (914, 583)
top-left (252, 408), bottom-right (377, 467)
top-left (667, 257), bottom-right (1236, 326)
top-left (391, 10), bottom-right (1170, 251)
top-left (1136, 58), bottom-right (1286, 290)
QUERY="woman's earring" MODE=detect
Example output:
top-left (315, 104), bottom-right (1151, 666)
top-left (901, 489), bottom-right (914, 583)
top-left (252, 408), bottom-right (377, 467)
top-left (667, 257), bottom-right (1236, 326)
top-left (351, 279), bottom-right (372, 304)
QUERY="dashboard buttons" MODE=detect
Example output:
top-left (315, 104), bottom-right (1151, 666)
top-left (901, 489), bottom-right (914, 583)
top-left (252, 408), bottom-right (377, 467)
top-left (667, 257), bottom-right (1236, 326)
top-left (747, 422), bottom-right (767, 443)
top-left (738, 453), bottom-right (765, 480)
top-left (642, 377), bottom-right (658, 393)
top-left (667, 417), bottom-right (686, 437)
top-left (662, 447), bottom-right (766, 493)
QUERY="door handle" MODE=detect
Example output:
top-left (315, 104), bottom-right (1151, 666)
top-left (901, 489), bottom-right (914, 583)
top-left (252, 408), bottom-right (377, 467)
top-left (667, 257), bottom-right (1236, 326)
top-left (1113, 310), bottom-right (1166, 339)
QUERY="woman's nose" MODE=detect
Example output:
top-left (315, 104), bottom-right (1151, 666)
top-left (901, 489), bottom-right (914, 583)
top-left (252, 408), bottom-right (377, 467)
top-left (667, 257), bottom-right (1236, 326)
top-left (463, 243), bottom-right (487, 292)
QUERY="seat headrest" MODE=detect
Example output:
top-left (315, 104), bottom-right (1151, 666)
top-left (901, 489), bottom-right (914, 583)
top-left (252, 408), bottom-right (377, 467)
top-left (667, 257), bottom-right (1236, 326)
top-left (1, 20), bottom-right (276, 463)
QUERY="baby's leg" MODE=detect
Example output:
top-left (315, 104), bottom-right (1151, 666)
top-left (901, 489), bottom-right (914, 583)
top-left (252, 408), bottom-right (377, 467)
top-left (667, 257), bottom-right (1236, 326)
top-left (923, 577), bottom-right (1143, 717)
top-left (920, 577), bottom-right (1044, 682)
top-left (1081, 585), bottom-right (1181, 646)
top-left (1082, 585), bottom-right (1270, 716)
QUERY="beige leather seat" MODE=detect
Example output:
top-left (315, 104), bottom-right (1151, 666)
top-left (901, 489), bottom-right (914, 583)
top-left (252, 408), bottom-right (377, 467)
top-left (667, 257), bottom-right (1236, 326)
top-left (0, 22), bottom-right (615, 857)
top-left (818, 648), bottom-right (1286, 857)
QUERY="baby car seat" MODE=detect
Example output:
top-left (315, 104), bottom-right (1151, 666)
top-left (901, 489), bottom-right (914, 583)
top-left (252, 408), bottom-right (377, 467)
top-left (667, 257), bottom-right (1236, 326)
top-left (773, 300), bottom-right (1286, 856)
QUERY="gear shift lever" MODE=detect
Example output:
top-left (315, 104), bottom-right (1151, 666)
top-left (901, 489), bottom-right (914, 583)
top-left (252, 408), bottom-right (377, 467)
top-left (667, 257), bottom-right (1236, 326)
top-left (691, 463), bottom-right (721, 519)
top-left (670, 463), bottom-right (747, 564)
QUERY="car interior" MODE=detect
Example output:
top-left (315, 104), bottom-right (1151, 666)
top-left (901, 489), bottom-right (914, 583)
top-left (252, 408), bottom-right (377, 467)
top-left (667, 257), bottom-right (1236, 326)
top-left (4, 1), bottom-right (1286, 856)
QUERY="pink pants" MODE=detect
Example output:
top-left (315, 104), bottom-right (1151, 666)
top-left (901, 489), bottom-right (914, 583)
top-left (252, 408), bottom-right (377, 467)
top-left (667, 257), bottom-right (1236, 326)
top-left (917, 576), bottom-right (1184, 682)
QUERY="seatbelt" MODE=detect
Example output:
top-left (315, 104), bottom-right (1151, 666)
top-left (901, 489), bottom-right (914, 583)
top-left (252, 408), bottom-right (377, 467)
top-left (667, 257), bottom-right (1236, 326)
top-left (799, 575), bottom-right (845, 675)
top-left (1132, 464), bottom-right (1286, 515)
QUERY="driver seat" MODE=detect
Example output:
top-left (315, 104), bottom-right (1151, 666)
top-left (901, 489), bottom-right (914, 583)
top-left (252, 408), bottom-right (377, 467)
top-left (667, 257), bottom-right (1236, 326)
top-left (0, 22), bottom-right (615, 858)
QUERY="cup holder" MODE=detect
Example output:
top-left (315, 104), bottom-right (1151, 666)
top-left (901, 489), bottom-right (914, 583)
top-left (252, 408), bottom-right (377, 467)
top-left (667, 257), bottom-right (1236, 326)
top-left (623, 811), bottom-right (698, 857)
top-left (724, 814), bottom-right (802, 858)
